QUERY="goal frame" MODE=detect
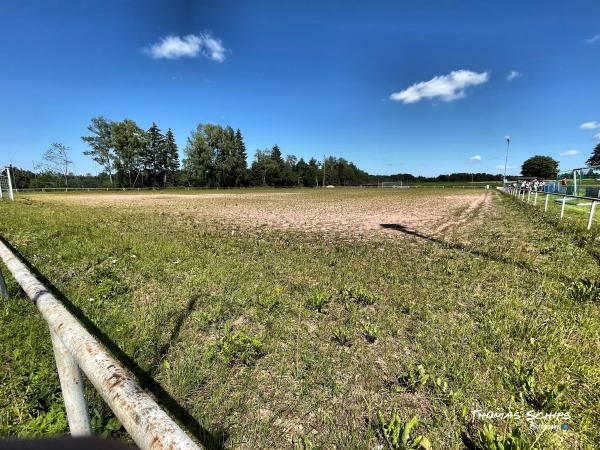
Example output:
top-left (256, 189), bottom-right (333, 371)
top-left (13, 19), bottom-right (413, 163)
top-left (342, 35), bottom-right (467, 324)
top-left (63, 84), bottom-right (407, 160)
top-left (0, 167), bottom-right (15, 200)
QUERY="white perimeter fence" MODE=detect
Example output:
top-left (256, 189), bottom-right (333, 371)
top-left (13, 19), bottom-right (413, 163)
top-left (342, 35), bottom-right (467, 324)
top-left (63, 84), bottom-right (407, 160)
top-left (502, 186), bottom-right (599, 230)
top-left (0, 239), bottom-right (202, 449)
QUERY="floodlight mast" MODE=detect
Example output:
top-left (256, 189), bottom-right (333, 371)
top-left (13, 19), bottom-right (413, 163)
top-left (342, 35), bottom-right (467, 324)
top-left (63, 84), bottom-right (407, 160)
top-left (503, 136), bottom-right (511, 185)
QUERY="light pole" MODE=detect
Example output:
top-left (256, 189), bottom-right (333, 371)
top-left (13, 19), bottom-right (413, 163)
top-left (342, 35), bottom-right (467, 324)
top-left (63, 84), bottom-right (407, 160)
top-left (503, 136), bottom-right (511, 185)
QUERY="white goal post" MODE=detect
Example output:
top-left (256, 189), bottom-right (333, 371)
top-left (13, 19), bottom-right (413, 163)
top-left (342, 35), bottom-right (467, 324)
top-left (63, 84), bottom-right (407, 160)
top-left (0, 167), bottom-right (15, 200)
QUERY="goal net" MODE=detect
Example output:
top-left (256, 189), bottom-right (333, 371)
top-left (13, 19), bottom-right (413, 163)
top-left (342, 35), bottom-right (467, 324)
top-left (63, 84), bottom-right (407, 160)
top-left (0, 167), bottom-right (14, 200)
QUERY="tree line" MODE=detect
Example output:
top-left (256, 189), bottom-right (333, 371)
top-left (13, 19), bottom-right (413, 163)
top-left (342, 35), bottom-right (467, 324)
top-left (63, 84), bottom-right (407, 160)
top-left (81, 117), bottom-right (179, 187)
top-left (23, 116), bottom-right (600, 189)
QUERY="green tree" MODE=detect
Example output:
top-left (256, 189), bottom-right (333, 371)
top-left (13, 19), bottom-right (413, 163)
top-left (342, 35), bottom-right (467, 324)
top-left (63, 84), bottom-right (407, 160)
top-left (269, 145), bottom-right (285, 186)
top-left (587, 143), bottom-right (600, 167)
top-left (521, 155), bottom-right (559, 179)
top-left (233, 129), bottom-right (248, 186)
top-left (143, 122), bottom-right (165, 186)
top-left (183, 124), bottom-right (216, 186)
top-left (215, 126), bottom-right (237, 187)
top-left (82, 116), bottom-right (115, 185)
top-left (111, 119), bottom-right (146, 187)
top-left (307, 158), bottom-right (320, 187)
top-left (162, 129), bottom-right (179, 185)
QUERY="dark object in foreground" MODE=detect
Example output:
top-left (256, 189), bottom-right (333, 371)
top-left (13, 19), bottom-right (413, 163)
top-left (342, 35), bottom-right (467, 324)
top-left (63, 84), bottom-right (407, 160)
top-left (0, 437), bottom-right (136, 450)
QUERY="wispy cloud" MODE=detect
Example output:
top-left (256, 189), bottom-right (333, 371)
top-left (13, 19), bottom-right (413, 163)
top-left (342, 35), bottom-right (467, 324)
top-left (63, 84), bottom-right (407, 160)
top-left (390, 70), bottom-right (489, 104)
top-left (496, 164), bottom-right (516, 169)
top-left (469, 155), bottom-right (482, 161)
top-left (594, 133), bottom-right (600, 141)
top-left (506, 70), bottom-right (521, 81)
top-left (585, 34), bottom-right (600, 44)
top-left (580, 121), bottom-right (600, 130)
top-left (559, 149), bottom-right (579, 156)
top-left (147, 32), bottom-right (226, 61)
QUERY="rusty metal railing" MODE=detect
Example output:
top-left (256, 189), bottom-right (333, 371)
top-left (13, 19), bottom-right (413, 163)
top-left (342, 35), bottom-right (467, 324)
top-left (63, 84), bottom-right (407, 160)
top-left (503, 186), bottom-right (598, 230)
top-left (0, 239), bottom-right (201, 449)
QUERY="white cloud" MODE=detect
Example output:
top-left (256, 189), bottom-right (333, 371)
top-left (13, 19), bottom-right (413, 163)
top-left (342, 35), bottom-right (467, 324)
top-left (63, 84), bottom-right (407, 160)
top-left (390, 70), bottom-right (489, 104)
top-left (580, 121), bottom-right (600, 130)
top-left (585, 34), bottom-right (600, 44)
top-left (148, 32), bottom-right (226, 61)
top-left (594, 133), bottom-right (600, 141)
top-left (469, 155), bottom-right (482, 161)
top-left (559, 149), bottom-right (579, 156)
top-left (496, 164), bottom-right (516, 169)
top-left (506, 70), bottom-right (521, 81)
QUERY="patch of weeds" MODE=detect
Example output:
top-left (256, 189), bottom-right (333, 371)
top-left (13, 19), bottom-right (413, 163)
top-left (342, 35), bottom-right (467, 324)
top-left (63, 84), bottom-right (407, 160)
top-left (257, 293), bottom-right (280, 313)
top-left (90, 408), bottom-right (123, 438)
top-left (567, 278), bottom-right (600, 302)
top-left (18, 399), bottom-right (68, 436)
top-left (219, 330), bottom-right (264, 366)
top-left (377, 412), bottom-right (431, 450)
top-left (397, 364), bottom-right (430, 391)
top-left (306, 291), bottom-right (330, 313)
top-left (294, 435), bottom-right (313, 450)
top-left (340, 286), bottom-right (378, 306)
top-left (92, 278), bottom-right (128, 300)
top-left (192, 311), bottom-right (217, 330)
top-left (362, 322), bottom-right (380, 343)
top-left (89, 262), bottom-right (128, 301)
top-left (397, 364), bottom-right (458, 401)
top-left (464, 423), bottom-right (533, 450)
top-left (332, 326), bottom-right (351, 346)
top-left (503, 360), bottom-right (564, 411)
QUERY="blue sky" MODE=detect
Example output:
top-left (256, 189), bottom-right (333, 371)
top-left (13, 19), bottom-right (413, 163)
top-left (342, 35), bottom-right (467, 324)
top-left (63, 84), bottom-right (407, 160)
top-left (1, 0), bottom-right (599, 176)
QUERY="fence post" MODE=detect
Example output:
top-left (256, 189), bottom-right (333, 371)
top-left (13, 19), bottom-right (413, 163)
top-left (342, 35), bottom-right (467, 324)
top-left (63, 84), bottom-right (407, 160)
top-left (560, 195), bottom-right (567, 219)
top-left (49, 329), bottom-right (92, 436)
top-left (534, 192), bottom-right (538, 206)
top-left (588, 201), bottom-right (597, 230)
top-left (544, 194), bottom-right (550, 212)
top-left (0, 268), bottom-right (8, 299)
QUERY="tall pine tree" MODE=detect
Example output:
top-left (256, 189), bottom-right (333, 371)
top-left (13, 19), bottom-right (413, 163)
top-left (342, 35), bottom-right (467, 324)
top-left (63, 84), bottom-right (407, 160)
top-left (162, 129), bottom-right (179, 185)
top-left (234, 129), bottom-right (248, 186)
top-left (144, 122), bottom-right (165, 186)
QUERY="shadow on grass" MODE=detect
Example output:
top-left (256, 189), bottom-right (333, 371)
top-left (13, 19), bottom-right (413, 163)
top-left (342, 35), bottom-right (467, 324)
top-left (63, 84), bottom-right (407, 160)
top-left (153, 294), bottom-right (199, 377)
top-left (0, 236), bottom-right (226, 450)
top-left (380, 223), bottom-right (572, 283)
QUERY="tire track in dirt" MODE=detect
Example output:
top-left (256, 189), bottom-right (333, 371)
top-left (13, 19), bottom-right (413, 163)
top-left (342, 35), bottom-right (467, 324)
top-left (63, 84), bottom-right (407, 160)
top-left (434, 191), bottom-right (492, 235)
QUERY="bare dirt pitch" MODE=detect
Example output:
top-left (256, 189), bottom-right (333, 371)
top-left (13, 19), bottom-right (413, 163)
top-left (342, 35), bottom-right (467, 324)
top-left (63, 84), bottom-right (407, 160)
top-left (33, 188), bottom-right (493, 239)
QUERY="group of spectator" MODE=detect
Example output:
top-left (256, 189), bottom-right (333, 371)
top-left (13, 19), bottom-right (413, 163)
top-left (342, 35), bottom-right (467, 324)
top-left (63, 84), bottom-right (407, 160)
top-left (512, 179), bottom-right (549, 192)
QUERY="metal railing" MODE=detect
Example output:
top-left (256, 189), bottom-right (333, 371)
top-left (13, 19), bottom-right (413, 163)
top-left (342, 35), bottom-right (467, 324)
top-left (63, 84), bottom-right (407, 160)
top-left (503, 186), bottom-right (599, 230)
top-left (0, 239), bottom-right (202, 449)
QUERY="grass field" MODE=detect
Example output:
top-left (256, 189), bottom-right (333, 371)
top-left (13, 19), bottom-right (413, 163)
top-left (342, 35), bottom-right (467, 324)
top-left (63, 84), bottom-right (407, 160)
top-left (1, 188), bottom-right (599, 449)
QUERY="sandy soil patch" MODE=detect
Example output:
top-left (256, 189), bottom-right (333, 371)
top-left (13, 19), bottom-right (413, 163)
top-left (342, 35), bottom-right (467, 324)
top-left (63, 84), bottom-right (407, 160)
top-left (29, 189), bottom-right (493, 239)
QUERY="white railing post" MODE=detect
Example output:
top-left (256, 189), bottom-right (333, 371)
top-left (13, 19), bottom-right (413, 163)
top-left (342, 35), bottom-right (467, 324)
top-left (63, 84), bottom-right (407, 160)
top-left (49, 329), bottom-right (92, 436)
top-left (560, 195), bottom-right (567, 219)
top-left (544, 194), bottom-right (550, 212)
top-left (588, 201), bottom-right (597, 230)
top-left (0, 240), bottom-right (201, 450)
top-left (534, 191), bottom-right (538, 206)
top-left (527, 190), bottom-right (531, 203)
